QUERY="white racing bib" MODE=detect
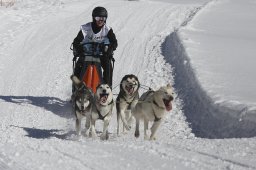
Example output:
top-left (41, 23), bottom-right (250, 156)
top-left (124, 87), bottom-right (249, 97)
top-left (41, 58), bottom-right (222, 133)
top-left (80, 23), bottom-right (110, 57)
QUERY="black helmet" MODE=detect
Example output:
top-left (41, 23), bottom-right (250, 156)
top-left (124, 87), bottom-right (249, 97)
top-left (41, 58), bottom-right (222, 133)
top-left (92, 6), bottom-right (108, 18)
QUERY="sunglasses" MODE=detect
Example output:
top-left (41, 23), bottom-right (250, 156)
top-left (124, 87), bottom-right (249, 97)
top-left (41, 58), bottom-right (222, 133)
top-left (95, 16), bottom-right (107, 21)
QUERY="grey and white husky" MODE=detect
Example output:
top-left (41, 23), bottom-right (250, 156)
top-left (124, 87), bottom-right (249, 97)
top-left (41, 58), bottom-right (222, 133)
top-left (116, 74), bottom-right (140, 136)
top-left (70, 75), bottom-right (93, 136)
top-left (133, 84), bottom-right (174, 140)
top-left (91, 84), bottom-right (114, 140)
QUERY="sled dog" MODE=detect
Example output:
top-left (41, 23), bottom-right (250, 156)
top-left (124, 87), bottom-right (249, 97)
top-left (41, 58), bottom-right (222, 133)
top-left (91, 84), bottom-right (114, 140)
top-left (71, 75), bottom-right (93, 136)
top-left (133, 84), bottom-right (173, 140)
top-left (116, 74), bottom-right (140, 136)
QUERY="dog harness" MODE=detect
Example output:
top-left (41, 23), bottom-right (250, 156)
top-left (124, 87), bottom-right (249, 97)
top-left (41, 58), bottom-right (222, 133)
top-left (152, 100), bottom-right (164, 122)
top-left (140, 90), bottom-right (163, 122)
top-left (96, 99), bottom-right (114, 120)
top-left (118, 93), bottom-right (138, 110)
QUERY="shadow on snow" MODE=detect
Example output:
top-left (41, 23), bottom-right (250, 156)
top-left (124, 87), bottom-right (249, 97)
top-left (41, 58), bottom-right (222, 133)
top-left (0, 95), bottom-right (74, 119)
top-left (10, 125), bottom-right (75, 140)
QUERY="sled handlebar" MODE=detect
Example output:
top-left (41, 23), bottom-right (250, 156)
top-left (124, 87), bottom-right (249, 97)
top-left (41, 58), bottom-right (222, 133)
top-left (80, 42), bottom-right (109, 45)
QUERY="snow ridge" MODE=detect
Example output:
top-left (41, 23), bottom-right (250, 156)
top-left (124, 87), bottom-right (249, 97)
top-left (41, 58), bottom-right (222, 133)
top-left (162, 31), bottom-right (256, 138)
top-left (158, 0), bottom-right (256, 138)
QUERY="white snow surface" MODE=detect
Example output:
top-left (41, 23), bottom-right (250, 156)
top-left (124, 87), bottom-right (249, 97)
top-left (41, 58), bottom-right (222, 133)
top-left (0, 0), bottom-right (256, 169)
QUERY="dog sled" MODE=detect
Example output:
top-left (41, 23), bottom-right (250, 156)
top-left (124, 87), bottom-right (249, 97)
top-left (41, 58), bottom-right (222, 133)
top-left (72, 42), bottom-right (110, 93)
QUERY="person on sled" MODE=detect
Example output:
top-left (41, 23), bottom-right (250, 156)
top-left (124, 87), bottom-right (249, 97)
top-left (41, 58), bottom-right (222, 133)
top-left (72, 6), bottom-right (118, 87)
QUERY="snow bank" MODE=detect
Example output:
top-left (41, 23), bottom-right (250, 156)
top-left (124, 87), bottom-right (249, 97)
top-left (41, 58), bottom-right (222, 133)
top-left (158, 0), bottom-right (256, 139)
top-left (162, 30), bottom-right (256, 138)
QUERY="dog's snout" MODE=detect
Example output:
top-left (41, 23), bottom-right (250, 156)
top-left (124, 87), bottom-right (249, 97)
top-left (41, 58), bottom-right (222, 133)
top-left (169, 95), bottom-right (174, 101)
top-left (102, 89), bottom-right (107, 93)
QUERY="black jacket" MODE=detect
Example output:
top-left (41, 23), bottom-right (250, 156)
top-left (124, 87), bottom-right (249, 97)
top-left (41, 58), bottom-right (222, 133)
top-left (73, 22), bottom-right (118, 57)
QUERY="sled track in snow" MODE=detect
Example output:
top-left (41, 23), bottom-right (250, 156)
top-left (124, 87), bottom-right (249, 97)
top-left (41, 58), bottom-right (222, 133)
top-left (162, 31), bottom-right (256, 139)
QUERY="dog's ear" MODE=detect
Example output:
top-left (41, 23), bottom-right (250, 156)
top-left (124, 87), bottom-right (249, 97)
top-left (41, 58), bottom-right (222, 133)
top-left (107, 84), bottom-right (112, 90)
top-left (121, 75), bottom-right (128, 82)
top-left (96, 83), bottom-right (102, 90)
top-left (167, 83), bottom-right (172, 89)
top-left (120, 76), bottom-right (127, 92)
top-left (133, 75), bottom-right (140, 89)
top-left (71, 75), bottom-right (81, 85)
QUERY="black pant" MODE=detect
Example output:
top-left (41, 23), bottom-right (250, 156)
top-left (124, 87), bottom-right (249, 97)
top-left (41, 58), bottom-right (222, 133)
top-left (74, 55), bottom-right (113, 87)
top-left (100, 55), bottom-right (113, 87)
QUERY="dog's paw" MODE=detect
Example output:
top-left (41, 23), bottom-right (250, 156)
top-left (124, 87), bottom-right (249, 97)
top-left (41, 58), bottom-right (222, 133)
top-left (144, 135), bottom-right (150, 140)
top-left (124, 124), bottom-right (131, 131)
top-left (150, 136), bottom-right (157, 140)
top-left (76, 135), bottom-right (83, 141)
top-left (117, 131), bottom-right (121, 137)
top-left (100, 133), bottom-right (109, 140)
top-left (91, 132), bottom-right (97, 139)
top-left (76, 131), bottom-right (82, 136)
top-left (134, 130), bottom-right (140, 138)
top-left (100, 135), bottom-right (106, 140)
top-left (84, 129), bottom-right (90, 137)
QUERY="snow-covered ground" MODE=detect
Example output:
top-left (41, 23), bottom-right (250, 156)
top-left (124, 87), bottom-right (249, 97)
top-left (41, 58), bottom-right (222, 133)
top-left (0, 0), bottom-right (255, 169)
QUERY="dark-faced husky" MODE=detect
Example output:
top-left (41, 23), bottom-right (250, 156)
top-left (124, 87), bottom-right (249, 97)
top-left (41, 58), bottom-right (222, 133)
top-left (116, 74), bottom-right (140, 136)
top-left (71, 75), bottom-right (93, 136)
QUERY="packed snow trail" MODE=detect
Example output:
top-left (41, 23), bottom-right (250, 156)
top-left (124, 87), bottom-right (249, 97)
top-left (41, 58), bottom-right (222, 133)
top-left (0, 0), bottom-right (256, 170)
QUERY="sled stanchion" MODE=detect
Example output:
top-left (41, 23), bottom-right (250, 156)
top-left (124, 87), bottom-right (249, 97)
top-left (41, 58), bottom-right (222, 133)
top-left (108, 57), bottom-right (112, 87)
top-left (72, 60), bottom-right (75, 74)
top-left (111, 57), bottom-right (115, 88)
top-left (70, 42), bottom-right (75, 74)
top-left (112, 57), bottom-right (115, 71)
